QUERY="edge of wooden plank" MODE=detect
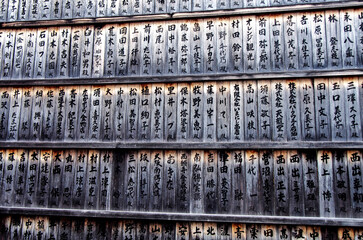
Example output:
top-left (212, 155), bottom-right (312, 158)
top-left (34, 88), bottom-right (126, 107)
top-left (1, 1), bottom-right (362, 28)
top-left (1, 206), bottom-right (363, 227)
top-left (0, 141), bottom-right (361, 149)
top-left (1, 69), bottom-right (363, 87)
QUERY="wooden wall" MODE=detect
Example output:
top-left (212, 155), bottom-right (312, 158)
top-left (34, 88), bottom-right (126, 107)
top-left (0, 0), bottom-right (362, 237)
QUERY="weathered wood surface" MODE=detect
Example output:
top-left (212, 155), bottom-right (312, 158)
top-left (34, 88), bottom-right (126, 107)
top-left (0, 78), bottom-right (360, 143)
top-left (0, 9), bottom-right (362, 80)
top-left (2, 149), bottom-right (363, 221)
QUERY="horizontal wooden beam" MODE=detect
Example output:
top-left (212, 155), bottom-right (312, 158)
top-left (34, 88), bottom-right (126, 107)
top-left (1, 1), bottom-right (362, 28)
top-left (1, 207), bottom-right (362, 227)
top-left (0, 141), bottom-right (362, 150)
top-left (0, 69), bottom-right (363, 87)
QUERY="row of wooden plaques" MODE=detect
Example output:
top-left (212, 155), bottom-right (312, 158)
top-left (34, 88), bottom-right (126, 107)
top-left (1, 148), bottom-right (362, 218)
top-left (0, 0), bottom-right (342, 22)
top-left (1, 9), bottom-right (363, 79)
top-left (0, 215), bottom-right (362, 239)
top-left (0, 78), bottom-right (361, 142)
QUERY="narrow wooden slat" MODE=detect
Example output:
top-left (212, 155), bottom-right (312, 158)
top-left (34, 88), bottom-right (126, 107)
top-left (24, 149), bottom-right (40, 207)
top-left (329, 77), bottom-right (346, 141)
top-left (271, 80), bottom-right (287, 141)
top-left (270, 14), bottom-right (284, 71)
top-left (60, 150), bottom-right (75, 208)
top-left (2, 30), bottom-right (15, 79)
top-left (246, 224), bottom-right (261, 240)
top-left (114, 85), bottom-right (126, 141)
top-left (1, 149), bottom-right (17, 206)
top-left (13, 149), bottom-right (28, 206)
top-left (190, 150), bottom-right (204, 213)
top-left (288, 150), bottom-right (304, 216)
top-left (217, 18), bottom-right (229, 73)
top-left (231, 150), bottom-right (245, 214)
top-left (18, 87), bottom-right (33, 140)
top-left (284, 13), bottom-right (299, 71)
top-left (286, 79), bottom-right (302, 141)
top-left (176, 222), bottom-right (189, 240)
top-left (244, 81), bottom-right (258, 140)
top-left (216, 81), bottom-right (230, 141)
top-left (232, 223), bottom-right (246, 240)
top-left (104, 25), bottom-right (117, 77)
top-left (229, 16), bottom-right (242, 73)
top-left (92, 26), bottom-right (105, 78)
top-left (163, 150), bottom-right (177, 212)
top-left (57, 27), bottom-right (71, 78)
top-left (33, 28), bottom-right (48, 79)
top-left (230, 81), bottom-right (244, 141)
top-left (45, 27), bottom-right (59, 79)
top-left (217, 150), bottom-right (232, 213)
top-left (300, 79), bottom-right (316, 141)
top-left (79, 26), bottom-right (94, 78)
top-left (306, 226), bottom-right (321, 240)
top-left (124, 151), bottom-right (138, 211)
top-left (84, 150), bottom-right (100, 210)
top-left (72, 150), bottom-right (87, 209)
top-left (36, 150), bottom-right (52, 208)
top-left (151, 83), bottom-right (165, 141)
top-left (10, 215), bottom-right (22, 239)
top-left (149, 150), bottom-right (164, 211)
top-left (111, 151), bottom-right (125, 210)
top-left (178, 20), bottom-right (191, 75)
top-left (274, 150), bottom-right (289, 216)
top-left (6, 88), bottom-right (22, 141)
top-left (347, 150), bottom-right (363, 218)
top-left (52, 86), bottom-right (66, 141)
top-left (311, 11), bottom-right (327, 70)
top-left (177, 82), bottom-right (190, 141)
top-left (314, 78), bottom-right (331, 141)
top-left (64, 86), bottom-right (79, 141)
top-left (88, 86), bottom-right (102, 141)
top-left (261, 224), bottom-right (276, 240)
top-left (325, 9), bottom-right (342, 69)
top-left (242, 15), bottom-right (256, 73)
top-left (297, 12), bottom-right (313, 71)
top-left (21, 216), bottom-right (35, 239)
top-left (76, 85), bottom-right (91, 141)
top-left (260, 150), bottom-right (274, 215)
top-left (126, 84), bottom-right (140, 140)
top-left (69, 26), bottom-right (82, 77)
top-left (257, 15), bottom-right (271, 73)
top-left (257, 80), bottom-right (272, 141)
top-left (190, 19), bottom-right (203, 75)
top-left (138, 84), bottom-right (152, 141)
top-left (344, 77), bottom-right (362, 141)
top-left (51, 0), bottom-right (62, 19)
top-left (137, 150), bottom-right (150, 211)
top-left (203, 81), bottom-right (216, 142)
top-left (48, 149), bottom-right (64, 208)
top-left (99, 150), bottom-right (112, 210)
top-left (302, 150), bottom-right (319, 217)
top-left (136, 221), bottom-right (149, 239)
top-left (332, 151), bottom-right (351, 218)
top-left (317, 150), bottom-right (335, 217)
top-left (11, 30), bottom-right (26, 79)
top-left (245, 150), bottom-right (260, 215)
top-left (100, 85), bottom-right (115, 141)
top-left (204, 150), bottom-right (217, 214)
top-left (176, 150), bottom-right (190, 212)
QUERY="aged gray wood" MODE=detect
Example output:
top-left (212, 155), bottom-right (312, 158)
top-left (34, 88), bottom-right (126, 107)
top-left (165, 21), bottom-right (178, 75)
top-left (217, 150), bottom-right (232, 213)
top-left (299, 79), bottom-right (316, 141)
top-left (111, 151), bottom-right (125, 210)
top-left (277, 225), bottom-right (290, 240)
top-left (33, 28), bottom-right (48, 79)
top-left (274, 150), bottom-right (289, 216)
top-left (23, 30), bottom-right (37, 79)
top-left (96, 0), bottom-right (107, 17)
top-left (116, 24), bottom-right (129, 76)
top-left (151, 84), bottom-right (165, 141)
top-left (203, 81), bottom-right (216, 142)
top-left (261, 224), bottom-right (275, 240)
top-left (70, 26), bottom-right (82, 77)
top-left (317, 150), bottom-right (335, 217)
top-left (344, 77), bottom-right (362, 141)
top-left (64, 86), bottom-right (79, 141)
top-left (48, 150), bottom-right (64, 208)
top-left (18, 87), bottom-right (33, 140)
top-left (332, 150), bottom-right (351, 218)
top-left (72, 149), bottom-right (87, 209)
top-left (190, 150), bottom-right (204, 213)
top-left (76, 85), bottom-right (91, 141)
top-left (7, 87), bottom-right (22, 141)
top-left (88, 86), bottom-right (102, 141)
top-left (123, 220), bottom-right (136, 240)
top-left (329, 77), bottom-right (346, 141)
top-left (126, 84), bottom-right (139, 140)
top-left (164, 83), bottom-right (177, 141)
top-left (243, 15), bottom-right (256, 73)
top-left (340, 9), bottom-right (357, 69)
top-left (36, 150), bottom-right (52, 207)
top-left (0, 88), bottom-right (10, 140)
top-left (131, 0), bottom-right (142, 15)
top-left (306, 226), bottom-right (322, 240)
top-left (80, 26), bottom-right (94, 78)
top-left (245, 150), bottom-right (260, 215)
top-left (244, 81), bottom-right (258, 140)
top-left (271, 80), bottom-right (287, 141)
top-left (45, 27), bottom-right (59, 78)
top-left (347, 150), bottom-right (363, 218)
top-left (297, 12), bottom-right (313, 70)
top-left (119, 0), bottom-right (130, 15)
top-left (246, 224), bottom-right (261, 240)
top-left (24, 149), bottom-right (39, 207)
top-left (231, 150), bottom-right (245, 214)
top-left (0, 30), bottom-right (5, 78)
top-left (355, 9), bottom-right (363, 69)
top-left (114, 85), bottom-right (126, 141)
top-left (0, 0), bottom-right (7, 22)
top-left (176, 150), bottom-right (190, 212)
top-left (190, 82), bottom-right (203, 141)
top-left (13, 150), bottom-right (28, 206)
top-left (302, 150), bottom-right (319, 217)
top-left (137, 150), bottom-right (150, 211)
top-left (100, 85), bottom-right (115, 141)
top-left (34, 216), bottom-right (49, 240)
top-left (11, 30), bottom-right (26, 79)
top-left (230, 81), bottom-right (244, 141)
top-left (1, 149), bottom-right (17, 206)
top-left (125, 151), bottom-right (138, 211)
top-left (204, 150), bottom-right (217, 213)
top-left (137, 221), bottom-right (149, 239)
top-left (92, 26), bottom-right (105, 78)
top-left (176, 222), bottom-right (189, 240)
top-left (60, 149), bottom-right (75, 208)
top-left (190, 19), bottom-right (203, 75)
top-left (190, 222), bottom-right (203, 239)
top-left (204, 18), bottom-right (218, 74)
top-left (51, 0), bottom-right (62, 19)
top-left (84, 0), bottom-right (96, 18)
top-left (110, 220), bottom-right (123, 239)
top-left (260, 150), bottom-right (274, 215)
top-left (53, 86), bottom-right (66, 141)
top-left (257, 80), bottom-right (272, 141)
top-left (163, 150), bottom-right (177, 212)
top-left (312, 12), bottom-right (327, 69)
top-left (138, 84), bottom-right (152, 141)
top-left (325, 10), bottom-right (342, 69)
top-left (314, 78), bottom-right (331, 141)
top-left (284, 13), bottom-right (299, 71)
top-left (21, 216), bottom-right (35, 239)
top-left (129, 23), bottom-right (141, 76)
top-left (104, 25), bottom-right (117, 77)
top-left (216, 81), bottom-right (230, 141)
top-left (288, 150), bottom-right (304, 216)
top-left (229, 17), bottom-right (242, 73)
top-left (107, 0), bottom-right (119, 16)
top-left (2, 31), bottom-right (15, 79)
top-left (178, 20), bottom-right (191, 74)
top-left (84, 150), bottom-right (100, 210)
top-left (270, 14), bottom-right (284, 71)
top-left (99, 150), bottom-right (112, 210)
top-left (62, 0), bottom-right (73, 19)
top-left (178, 83), bottom-right (192, 142)
top-left (39, 0), bottom-right (52, 19)
top-left (257, 15), bottom-right (271, 73)
top-left (149, 150), bottom-right (164, 211)
top-left (287, 80), bottom-right (302, 141)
